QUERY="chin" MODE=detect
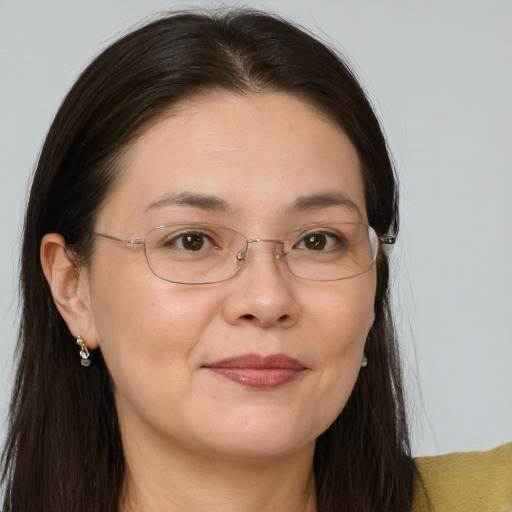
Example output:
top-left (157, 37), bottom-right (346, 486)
top-left (191, 411), bottom-right (327, 461)
top-left (204, 435), bottom-right (313, 461)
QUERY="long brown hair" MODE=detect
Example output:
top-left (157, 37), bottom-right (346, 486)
top-left (2, 9), bottom-right (415, 511)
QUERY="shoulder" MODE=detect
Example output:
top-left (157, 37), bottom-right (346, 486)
top-left (412, 443), bottom-right (512, 512)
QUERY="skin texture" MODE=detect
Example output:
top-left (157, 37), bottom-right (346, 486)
top-left (41, 91), bottom-right (377, 512)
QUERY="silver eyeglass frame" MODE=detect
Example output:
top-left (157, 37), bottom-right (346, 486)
top-left (86, 222), bottom-right (396, 285)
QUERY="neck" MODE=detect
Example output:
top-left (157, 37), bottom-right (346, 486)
top-left (119, 432), bottom-right (317, 512)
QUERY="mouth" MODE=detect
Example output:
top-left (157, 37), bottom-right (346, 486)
top-left (202, 353), bottom-right (307, 390)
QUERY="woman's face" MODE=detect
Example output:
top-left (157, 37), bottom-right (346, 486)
top-left (81, 91), bottom-right (376, 460)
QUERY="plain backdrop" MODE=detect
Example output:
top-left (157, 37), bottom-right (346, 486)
top-left (1, 0), bottom-right (511, 458)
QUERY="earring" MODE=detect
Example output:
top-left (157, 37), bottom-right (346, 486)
top-left (76, 335), bottom-right (91, 367)
top-left (361, 353), bottom-right (368, 368)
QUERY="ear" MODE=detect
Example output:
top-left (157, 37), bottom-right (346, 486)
top-left (40, 233), bottom-right (99, 349)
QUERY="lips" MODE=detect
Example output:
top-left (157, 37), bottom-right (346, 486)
top-left (203, 354), bottom-right (306, 389)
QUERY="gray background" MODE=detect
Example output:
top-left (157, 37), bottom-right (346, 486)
top-left (1, 0), bottom-right (511, 457)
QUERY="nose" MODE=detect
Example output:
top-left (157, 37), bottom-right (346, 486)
top-left (222, 240), bottom-right (300, 329)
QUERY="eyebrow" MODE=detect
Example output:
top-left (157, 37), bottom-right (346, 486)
top-left (145, 191), bottom-right (233, 213)
top-left (289, 192), bottom-right (362, 215)
top-left (145, 190), bottom-right (361, 217)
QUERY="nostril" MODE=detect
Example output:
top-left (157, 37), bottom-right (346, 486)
top-left (239, 313), bottom-right (291, 326)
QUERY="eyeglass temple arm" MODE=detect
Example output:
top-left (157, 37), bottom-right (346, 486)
top-left (379, 235), bottom-right (396, 255)
top-left (89, 231), bottom-right (146, 245)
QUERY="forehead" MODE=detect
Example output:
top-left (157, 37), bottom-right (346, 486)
top-left (97, 91), bottom-right (366, 233)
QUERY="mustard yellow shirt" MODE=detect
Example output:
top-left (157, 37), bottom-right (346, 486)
top-left (413, 443), bottom-right (512, 512)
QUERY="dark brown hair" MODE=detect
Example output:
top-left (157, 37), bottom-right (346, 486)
top-left (2, 9), bottom-right (415, 511)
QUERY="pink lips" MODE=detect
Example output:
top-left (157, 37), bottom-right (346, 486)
top-left (203, 354), bottom-right (306, 389)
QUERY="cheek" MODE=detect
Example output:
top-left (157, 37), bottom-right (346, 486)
top-left (308, 273), bottom-right (375, 355)
top-left (89, 280), bottom-right (228, 445)
top-left (88, 262), bottom-right (220, 394)
top-left (303, 273), bottom-right (375, 426)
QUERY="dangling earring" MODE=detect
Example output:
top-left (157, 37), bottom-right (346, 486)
top-left (76, 335), bottom-right (91, 367)
top-left (361, 331), bottom-right (371, 368)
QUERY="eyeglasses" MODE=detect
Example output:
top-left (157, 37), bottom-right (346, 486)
top-left (89, 222), bottom-right (395, 285)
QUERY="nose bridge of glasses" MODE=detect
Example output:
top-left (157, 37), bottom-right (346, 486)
top-left (237, 238), bottom-right (286, 262)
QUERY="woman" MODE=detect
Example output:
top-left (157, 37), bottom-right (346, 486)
top-left (1, 9), bottom-right (510, 512)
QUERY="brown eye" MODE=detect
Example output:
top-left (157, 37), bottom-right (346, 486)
top-left (295, 231), bottom-right (342, 252)
top-left (161, 232), bottom-right (212, 251)
top-left (303, 234), bottom-right (327, 250)
top-left (180, 233), bottom-right (205, 251)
